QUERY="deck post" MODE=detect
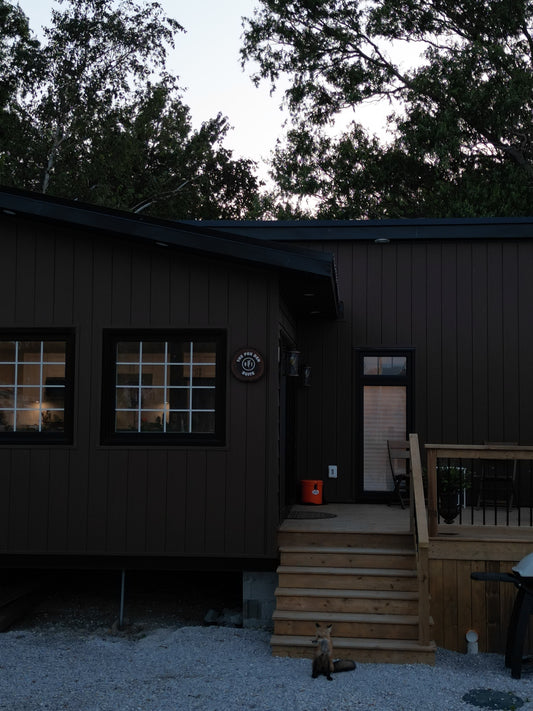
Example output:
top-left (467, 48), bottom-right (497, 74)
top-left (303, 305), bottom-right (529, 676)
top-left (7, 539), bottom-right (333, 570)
top-left (417, 546), bottom-right (430, 645)
top-left (426, 448), bottom-right (438, 537)
top-left (409, 434), bottom-right (431, 646)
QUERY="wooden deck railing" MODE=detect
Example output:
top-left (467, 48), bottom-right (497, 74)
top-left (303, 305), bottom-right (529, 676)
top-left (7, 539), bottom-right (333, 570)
top-left (425, 443), bottom-right (533, 537)
top-left (408, 433), bottom-right (430, 646)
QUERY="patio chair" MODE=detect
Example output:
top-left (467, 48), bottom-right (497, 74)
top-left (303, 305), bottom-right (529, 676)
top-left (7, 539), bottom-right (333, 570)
top-left (387, 439), bottom-right (410, 509)
top-left (476, 442), bottom-right (518, 509)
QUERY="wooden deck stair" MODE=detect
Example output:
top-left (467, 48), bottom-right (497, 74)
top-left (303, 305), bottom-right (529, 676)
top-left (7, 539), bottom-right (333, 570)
top-left (271, 528), bottom-right (436, 665)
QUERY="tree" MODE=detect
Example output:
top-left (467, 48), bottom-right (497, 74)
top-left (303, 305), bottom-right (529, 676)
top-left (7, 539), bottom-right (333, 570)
top-left (0, 1), bottom-right (41, 107)
top-left (0, 0), bottom-right (260, 219)
top-left (242, 0), bottom-right (533, 218)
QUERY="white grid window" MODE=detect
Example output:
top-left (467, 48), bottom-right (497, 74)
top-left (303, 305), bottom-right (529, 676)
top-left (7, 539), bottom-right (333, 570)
top-left (0, 340), bottom-right (67, 433)
top-left (114, 339), bottom-right (217, 434)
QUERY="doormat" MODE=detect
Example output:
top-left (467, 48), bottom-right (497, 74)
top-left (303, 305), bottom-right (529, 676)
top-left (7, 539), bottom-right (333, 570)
top-left (288, 511), bottom-right (337, 520)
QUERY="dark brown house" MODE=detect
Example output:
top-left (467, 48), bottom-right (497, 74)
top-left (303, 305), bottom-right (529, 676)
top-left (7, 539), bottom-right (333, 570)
top-left (2, 187), bottom-right (533, 659)
top-left (207, 217), bottom-right (533, 505)
top-left (0, 187), bottom-right (339, 571)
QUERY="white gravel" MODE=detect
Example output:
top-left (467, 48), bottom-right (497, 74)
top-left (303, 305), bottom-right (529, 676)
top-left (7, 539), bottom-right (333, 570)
top-left (1, 625), bottom-right (533, 711)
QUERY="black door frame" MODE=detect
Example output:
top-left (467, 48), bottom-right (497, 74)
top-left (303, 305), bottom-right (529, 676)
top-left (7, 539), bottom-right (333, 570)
top-left (279, 339), bottom-right (298, 512)
top-left (355, 347), bottom-right (415, 502)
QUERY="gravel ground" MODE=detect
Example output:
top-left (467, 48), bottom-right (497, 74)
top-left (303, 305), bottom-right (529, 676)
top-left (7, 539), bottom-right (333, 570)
top-left (1, 625), bottom-right (533, 711)
top-left (1, 573), bottom-right (533, 711)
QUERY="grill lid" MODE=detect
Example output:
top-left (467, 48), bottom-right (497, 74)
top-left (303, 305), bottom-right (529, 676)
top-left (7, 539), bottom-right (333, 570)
top-left (512, 552), bottom-right (533, 577)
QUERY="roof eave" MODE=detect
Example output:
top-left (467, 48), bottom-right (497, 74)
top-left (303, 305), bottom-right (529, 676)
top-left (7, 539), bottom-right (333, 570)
top-left (0, 187), bottom-right (340, 320)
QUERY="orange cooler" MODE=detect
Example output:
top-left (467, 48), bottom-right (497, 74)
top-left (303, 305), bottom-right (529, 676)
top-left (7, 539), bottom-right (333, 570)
top-left (301, 479), bottom-right (323, 505)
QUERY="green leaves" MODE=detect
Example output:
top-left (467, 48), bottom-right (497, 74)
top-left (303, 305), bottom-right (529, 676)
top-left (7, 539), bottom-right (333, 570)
top-left (0, 2), bottom-right (42, 107)
top-left (0, 0), bottom-right (260, 219)
top-left (243, 0), bottom-right (533, 217)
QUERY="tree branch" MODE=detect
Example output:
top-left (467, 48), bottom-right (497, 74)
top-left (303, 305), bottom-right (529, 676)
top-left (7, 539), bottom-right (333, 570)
top-left (131, 179), bottom-right (191, 213)
top-left (41, 124), bottom-right (67, 193)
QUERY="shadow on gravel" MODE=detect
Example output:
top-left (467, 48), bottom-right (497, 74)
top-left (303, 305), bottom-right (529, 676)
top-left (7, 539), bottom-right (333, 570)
top-left (3, 569), bottom-right (243, 634)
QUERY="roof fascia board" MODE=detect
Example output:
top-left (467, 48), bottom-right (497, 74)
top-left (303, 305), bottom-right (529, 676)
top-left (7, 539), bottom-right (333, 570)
top-left (187, 218), bottom-right (533, 242)
top-left (0, 188), bottom-right (334, 280)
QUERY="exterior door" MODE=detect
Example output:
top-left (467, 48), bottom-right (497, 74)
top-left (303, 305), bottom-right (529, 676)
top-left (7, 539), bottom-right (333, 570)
top-left (357, 350), bottom-right (413, 500)
top-left (279, 342), bottom-right (298, 509)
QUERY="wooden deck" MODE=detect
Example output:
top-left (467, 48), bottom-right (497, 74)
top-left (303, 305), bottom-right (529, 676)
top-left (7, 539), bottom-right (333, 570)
top-left (282, 503), bottom-right (533, 539)
top-left (280, 503), bottom-right (410, 534)
top-left (275, 503), bottom-right (533, 657)
top-left (273, 503), bottom-right (436, 665)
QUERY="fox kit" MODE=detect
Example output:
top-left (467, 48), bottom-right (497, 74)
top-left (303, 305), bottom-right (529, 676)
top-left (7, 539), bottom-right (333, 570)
top-left (312, 623), bottom-right (356, 680)
top-left (312, 623), bottom-right (334, 680)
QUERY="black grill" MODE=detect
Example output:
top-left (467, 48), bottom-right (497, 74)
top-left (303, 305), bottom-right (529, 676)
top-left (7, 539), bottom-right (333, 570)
top-left (472, 553), bottom-right (533, 679)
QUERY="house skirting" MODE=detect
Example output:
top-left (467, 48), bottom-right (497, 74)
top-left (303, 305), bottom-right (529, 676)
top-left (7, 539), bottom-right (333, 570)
top-left (429, 532), bottom-right (533, 653)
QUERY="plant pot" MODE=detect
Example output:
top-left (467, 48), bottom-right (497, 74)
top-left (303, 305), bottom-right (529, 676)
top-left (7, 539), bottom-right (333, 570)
top-left (438, 490), bottom-right (462, 524)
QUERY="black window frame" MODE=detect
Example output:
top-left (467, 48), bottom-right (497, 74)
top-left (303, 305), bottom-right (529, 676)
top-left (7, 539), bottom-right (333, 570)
top-left (101, 329), bottom-right (226, 446)
top-left (359, 349), bottom-right (413, 386)
top-left (0, 329), bottom-right (75, 445)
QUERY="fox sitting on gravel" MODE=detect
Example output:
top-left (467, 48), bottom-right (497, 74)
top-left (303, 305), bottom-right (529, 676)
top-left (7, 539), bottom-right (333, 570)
top-left (311, 623), bottom-right (356, 680)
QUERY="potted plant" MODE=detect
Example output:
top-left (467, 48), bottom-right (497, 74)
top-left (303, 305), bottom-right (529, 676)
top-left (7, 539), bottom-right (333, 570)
top-left (437, 465), bottom-right (470, 524)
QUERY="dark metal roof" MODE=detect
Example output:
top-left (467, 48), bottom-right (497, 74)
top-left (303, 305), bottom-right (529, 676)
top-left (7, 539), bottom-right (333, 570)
top-left (0, 187), bottom-right (339, 319)
top-left (186, 217), bottom-right (533, 242)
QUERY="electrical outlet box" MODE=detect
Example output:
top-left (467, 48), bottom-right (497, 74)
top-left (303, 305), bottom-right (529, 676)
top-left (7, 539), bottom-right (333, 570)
top-left (328, 465), bottom-right (338, 479)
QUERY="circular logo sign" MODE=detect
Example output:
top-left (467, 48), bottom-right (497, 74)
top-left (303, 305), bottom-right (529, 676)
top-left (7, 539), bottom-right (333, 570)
top-left (231, 348), bottom-right (265, 382)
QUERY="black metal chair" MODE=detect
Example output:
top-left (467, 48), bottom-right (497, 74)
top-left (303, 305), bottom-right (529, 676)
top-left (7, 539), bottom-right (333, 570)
top-left (476, 442), bottom-right (518, 509)
top-left (387, 439), bottom-right (410, 509)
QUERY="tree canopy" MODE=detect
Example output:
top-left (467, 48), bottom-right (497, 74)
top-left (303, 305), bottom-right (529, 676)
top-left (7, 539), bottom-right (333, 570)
top-left (0, 0), bottom-right (260, 219)
top-left (242, 0), bottom-right (533, 218)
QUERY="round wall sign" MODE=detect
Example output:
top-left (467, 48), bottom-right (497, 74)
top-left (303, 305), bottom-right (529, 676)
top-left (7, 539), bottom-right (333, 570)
top-left (231, 347), bottom-right (265, 382)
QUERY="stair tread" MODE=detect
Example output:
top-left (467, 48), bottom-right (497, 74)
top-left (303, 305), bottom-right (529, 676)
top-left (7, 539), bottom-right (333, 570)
top-left (279, 528), bottom-right (412, 537)
top-left (275, 587), bottom-right (419, 600)
top-left (271, 634), bottom-right (436, 652)
top-left (273, 609), bottom-right (419, 624)
top-left (277, 565), bottom-right (417, 577)
top-left (274, 530), bottom-right (432, 663)
top-left (280, 545), bottom-right (414, 555)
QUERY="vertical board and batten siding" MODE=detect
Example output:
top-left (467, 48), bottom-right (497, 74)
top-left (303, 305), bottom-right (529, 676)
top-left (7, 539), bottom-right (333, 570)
top-left (288, 233), bottom-right (533, 654)
top-left (0, 215), bottom-right (281, 563)
top-left (293, 236), bottom-right (533, 501)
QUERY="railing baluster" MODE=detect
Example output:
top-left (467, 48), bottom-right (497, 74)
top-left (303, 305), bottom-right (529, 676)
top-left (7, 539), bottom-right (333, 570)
top-left (425, 443), bottom-right (533, 532)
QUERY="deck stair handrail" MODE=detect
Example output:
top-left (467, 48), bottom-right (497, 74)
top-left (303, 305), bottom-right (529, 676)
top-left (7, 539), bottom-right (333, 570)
top-left (425, 443), bottom-right (533, 537)
top-left (408, 433), bottom-right (430, 646)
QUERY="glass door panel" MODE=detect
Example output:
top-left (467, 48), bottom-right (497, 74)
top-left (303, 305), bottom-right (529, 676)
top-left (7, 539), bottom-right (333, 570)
top-left (363, 385), bottom-right (406, 492)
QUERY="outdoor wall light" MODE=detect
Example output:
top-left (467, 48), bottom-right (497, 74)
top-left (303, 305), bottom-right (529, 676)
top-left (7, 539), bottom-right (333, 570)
top-left (287, 350), bottom-right (301, 377)
top-left (374, 237), bottom-right (390, 244)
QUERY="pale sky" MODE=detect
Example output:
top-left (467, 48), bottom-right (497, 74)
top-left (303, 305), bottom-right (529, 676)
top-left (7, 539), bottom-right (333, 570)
top-left (16, 0), bottom-right (288, 180)
top-left (16, 0), bottom-right (399, 184)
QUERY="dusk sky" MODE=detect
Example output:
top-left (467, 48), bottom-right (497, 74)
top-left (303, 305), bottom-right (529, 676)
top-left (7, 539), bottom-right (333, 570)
top-left (17, 0), bottom-right (288, 180)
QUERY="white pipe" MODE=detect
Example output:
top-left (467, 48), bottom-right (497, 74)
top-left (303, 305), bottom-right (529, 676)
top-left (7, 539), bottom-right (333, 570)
top-left (466, 629), bottom-right (478, 654)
